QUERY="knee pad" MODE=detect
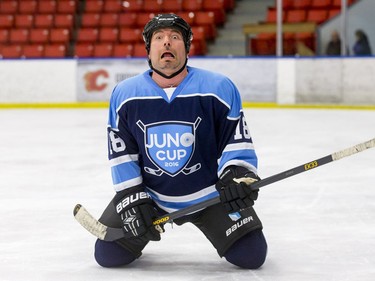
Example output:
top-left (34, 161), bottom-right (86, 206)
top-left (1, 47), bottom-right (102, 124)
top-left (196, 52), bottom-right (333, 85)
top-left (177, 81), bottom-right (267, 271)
top-left (94, 239), bottom-right (136, 267)
top-left (224, 229), bottom-right (267, 269)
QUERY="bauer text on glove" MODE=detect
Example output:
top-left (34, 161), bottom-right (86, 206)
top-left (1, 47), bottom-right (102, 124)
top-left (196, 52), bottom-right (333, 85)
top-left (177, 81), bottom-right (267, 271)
top-left (114, 185), bottom-right (163, 242)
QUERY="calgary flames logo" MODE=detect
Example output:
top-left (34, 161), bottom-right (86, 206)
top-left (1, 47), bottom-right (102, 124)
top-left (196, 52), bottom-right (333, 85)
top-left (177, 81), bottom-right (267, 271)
top-left (84, 69), bottom-right (109, 92)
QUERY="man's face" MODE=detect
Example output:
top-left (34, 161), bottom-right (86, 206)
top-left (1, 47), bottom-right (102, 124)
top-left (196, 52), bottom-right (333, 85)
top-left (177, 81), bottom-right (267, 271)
top-left (148, 28), bottom-right (187, 76)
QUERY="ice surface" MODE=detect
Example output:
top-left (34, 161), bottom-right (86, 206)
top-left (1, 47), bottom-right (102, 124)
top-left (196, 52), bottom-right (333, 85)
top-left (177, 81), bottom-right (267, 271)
top-left (1, 108), bottom-right (374, 281)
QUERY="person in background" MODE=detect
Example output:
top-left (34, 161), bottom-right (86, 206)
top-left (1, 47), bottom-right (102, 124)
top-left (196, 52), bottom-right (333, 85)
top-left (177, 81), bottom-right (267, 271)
top-left (326, 30), bottom-right (342, 56)
top-left (353, 29), bottom-right (372, 56)
top-left (93, 14), bottom-right (268, 269)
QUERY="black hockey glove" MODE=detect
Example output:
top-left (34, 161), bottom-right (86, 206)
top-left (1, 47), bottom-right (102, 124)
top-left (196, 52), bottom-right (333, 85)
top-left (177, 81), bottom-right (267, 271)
top-left (215, 166), bottom-right (260, 213)
top-left (114, 185), bottom-right (163, 242)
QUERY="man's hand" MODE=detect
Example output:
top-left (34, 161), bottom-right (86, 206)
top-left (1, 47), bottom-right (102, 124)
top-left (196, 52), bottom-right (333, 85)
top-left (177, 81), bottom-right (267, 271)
top-left (114, 185), bottom-right (163, 242)
top-left (215, 166), bottom-right (260, 213)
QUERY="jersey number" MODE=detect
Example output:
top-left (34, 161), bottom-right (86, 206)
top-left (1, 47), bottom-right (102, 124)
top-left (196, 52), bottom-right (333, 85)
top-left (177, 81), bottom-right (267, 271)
top-left (109, 131), bottom-right (126, 154)
top-left (234, 116), bottom-right (251, 140)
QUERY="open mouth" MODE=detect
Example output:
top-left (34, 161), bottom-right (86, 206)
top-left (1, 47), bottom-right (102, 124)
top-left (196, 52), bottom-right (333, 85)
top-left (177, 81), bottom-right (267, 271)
top-left (161, 52), bottom-right (175, 59)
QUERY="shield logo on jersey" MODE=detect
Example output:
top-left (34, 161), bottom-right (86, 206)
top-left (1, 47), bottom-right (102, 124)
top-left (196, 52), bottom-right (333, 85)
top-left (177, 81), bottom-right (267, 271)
top-left (137, 118), bottom-right (201, 177)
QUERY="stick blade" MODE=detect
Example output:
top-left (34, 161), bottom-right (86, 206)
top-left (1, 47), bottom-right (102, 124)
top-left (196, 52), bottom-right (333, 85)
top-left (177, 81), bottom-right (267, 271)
top-left (73, 204), bottom-right (109, 240)
top-left (73, 204), bottom-right (125, 241)
top-left (73, 203), bottom-right (82, 216)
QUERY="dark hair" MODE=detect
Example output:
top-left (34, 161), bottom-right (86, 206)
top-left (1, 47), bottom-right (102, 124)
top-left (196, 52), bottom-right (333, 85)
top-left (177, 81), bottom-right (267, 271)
top-left (355, 29), bottom-right (368, 41)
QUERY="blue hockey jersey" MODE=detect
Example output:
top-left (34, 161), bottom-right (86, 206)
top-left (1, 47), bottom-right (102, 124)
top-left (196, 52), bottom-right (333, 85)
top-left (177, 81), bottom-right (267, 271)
top-left (107, 66), bottom-right (258, 213)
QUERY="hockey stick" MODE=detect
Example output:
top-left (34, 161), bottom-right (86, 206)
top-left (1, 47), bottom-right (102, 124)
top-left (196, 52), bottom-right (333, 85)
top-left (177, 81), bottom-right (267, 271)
top-left (74, 138), bottom-right (375, 242)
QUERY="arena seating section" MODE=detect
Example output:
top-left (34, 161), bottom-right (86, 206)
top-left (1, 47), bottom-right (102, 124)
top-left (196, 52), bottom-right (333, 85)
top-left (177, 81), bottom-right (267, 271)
top-left (250, 0), bottom-right (358, 56)
top-left (0, 0), bottom-right (235, 58)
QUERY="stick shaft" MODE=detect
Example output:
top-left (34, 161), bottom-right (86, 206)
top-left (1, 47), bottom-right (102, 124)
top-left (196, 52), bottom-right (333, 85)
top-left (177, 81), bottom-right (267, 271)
top-left (154, 138), bottom-right (375, 224)
top-left (74, 138), bottom-right (375, 241)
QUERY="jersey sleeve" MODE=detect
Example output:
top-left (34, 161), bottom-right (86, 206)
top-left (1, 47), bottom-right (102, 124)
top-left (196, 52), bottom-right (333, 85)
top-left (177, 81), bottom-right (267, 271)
top-left (215, 77), bottom-right (258, 176)
top-left (107, 85), bottom-right (143, 192)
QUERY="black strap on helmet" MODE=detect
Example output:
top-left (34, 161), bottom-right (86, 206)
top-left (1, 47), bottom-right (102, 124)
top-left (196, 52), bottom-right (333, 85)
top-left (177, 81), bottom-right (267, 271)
top-left (143, 14), bottom-right (193, 79)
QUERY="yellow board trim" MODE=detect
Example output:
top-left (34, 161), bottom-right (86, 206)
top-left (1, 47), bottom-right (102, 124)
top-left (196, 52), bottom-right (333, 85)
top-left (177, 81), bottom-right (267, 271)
top-left (242, 102), bottom-right (375, 110)
top-left (0, 102), bottom-right (375, 110)
top-left (0, 102), bottom-right (109, 109)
